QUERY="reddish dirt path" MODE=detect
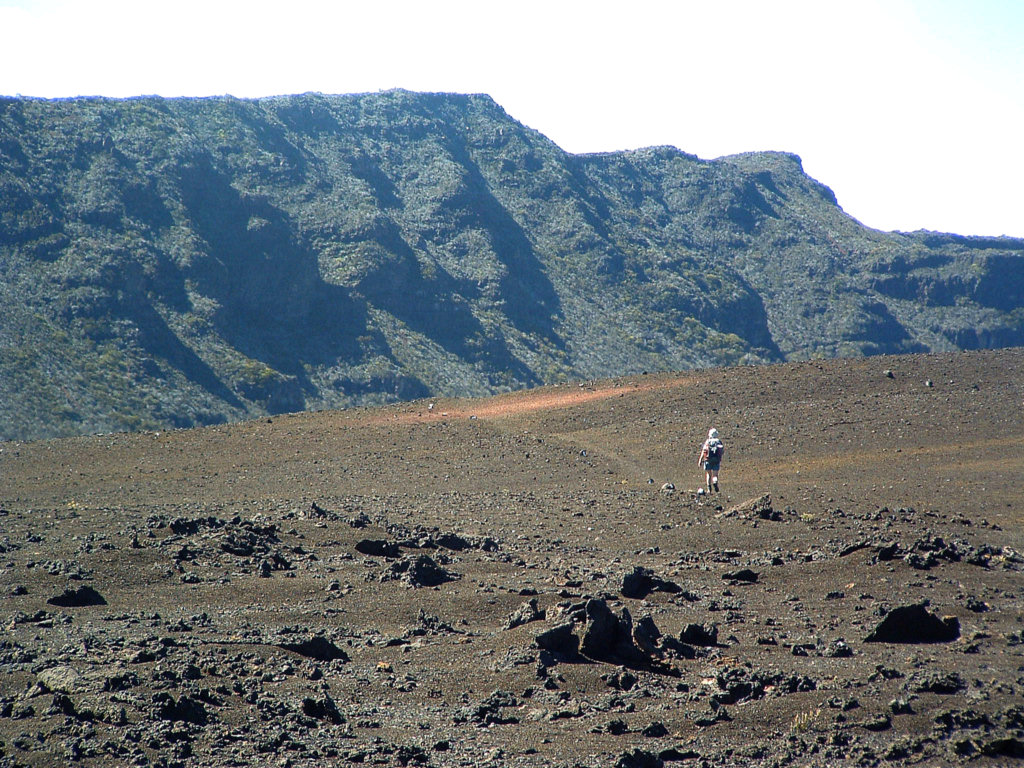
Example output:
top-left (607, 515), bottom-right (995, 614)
top-left (362, 376), bottom-right (693, 425)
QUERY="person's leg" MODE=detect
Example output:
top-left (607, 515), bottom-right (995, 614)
top-left (712, 472), bottom-right (719, 492)
top-left (705, 470), bottom-right (712, 491)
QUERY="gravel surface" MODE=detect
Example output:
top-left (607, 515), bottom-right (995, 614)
top-left (1, 349), bottom-right (1022, 767)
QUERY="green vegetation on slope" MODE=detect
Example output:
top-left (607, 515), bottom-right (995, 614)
top-left (1, 91), bottom-right (1022, 440)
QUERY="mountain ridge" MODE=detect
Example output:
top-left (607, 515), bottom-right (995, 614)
top-left (1, 90), bottom-right (1022, 440)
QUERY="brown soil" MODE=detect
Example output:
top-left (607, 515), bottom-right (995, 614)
top-left (1, 349), bottom-right (1022, 767)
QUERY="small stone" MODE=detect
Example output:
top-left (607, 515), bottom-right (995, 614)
top-left (890, 698), bottom-right (915, 715)
top-left (722, 568), bottom-right (758, 584)
top-left (642, 721), bottom-right (669, 738)
top-left (861, 713), bottom-right (892, 732)
top-left (505, 598), bottom-right (544, 630)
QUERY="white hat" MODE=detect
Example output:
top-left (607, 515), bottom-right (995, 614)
top-left (708, 428), bottom-right (719, 439)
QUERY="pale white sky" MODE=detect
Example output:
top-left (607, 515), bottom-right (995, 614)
top-left (2, 0), bottom-right (1022, 237)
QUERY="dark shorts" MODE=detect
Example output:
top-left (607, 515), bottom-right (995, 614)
top-left (703, 459), bottom-right (721, 472)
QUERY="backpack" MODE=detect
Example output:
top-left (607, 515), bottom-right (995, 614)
top-left (707, 440), bottom-right (722, 460)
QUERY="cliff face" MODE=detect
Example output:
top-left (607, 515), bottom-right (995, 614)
top-left (1, 91), bottom-right (1021, 439)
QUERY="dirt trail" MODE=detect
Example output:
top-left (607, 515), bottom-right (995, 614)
top-left (362, 376), bottom-right (691, 425)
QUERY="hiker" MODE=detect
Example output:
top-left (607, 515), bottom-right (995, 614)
top-left (699, 428), bottom-right (724, 493)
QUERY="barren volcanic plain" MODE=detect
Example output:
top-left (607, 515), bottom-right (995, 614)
top-left (2, 349), bottom-right (1023, 767)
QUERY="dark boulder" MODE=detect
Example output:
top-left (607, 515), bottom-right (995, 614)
top-left (155, 693), bottom-right (209, 725)
top-left (47, 585), bottom-right (106, 607)
top-left (642, 721), bottom-right (669, 738)
top-left (433, 532), bottom-right (472, 550)
top-left (864, 603), bottom-right (960, 643)
top-left (580, 599), bottom-right (652, 669)
top-left (876, 542), bottom-right (900, 561)
top-left (301, 694), bottom-right (344, 724)
top-left (982, 738), bottom-right (1024, 758)
top-left (605, 718), bottom-right (630, 734)
top-left (722, 569), bottom-right (759, 584)
top-left (632, 615), bottom-right (663, 656)
top-left (912, 671), bottom-right (965, 694)
top-left (355, 539), bottom-right (402, 558)
top-left (604, 670), bottom-right (638, 691)
top-left (457, 690), bottom-right (520, 726)
top-left (169, 516), bottom-right (226, 535)
top-left (535, 622), bottom-right (579, 657)
top-left (621, 566), bottom-right (682, 599)
top-left (678, 623), bottom-right (719, 647)
top-left (616, 748), bottom-right (664, 768)
top-left (384, 554), bottom-right (458, 587)
top-left (278, 636), bottom-right (350, 662)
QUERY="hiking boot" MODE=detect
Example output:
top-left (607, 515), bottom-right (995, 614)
top-left (713, 482), bottom-right (720, 493)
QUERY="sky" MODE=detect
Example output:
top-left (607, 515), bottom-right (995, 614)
top-left (2, 0), bottom-right (1022, 238)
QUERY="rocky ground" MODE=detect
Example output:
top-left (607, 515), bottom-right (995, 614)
top-left (1, 348), bottom-right (1023, 768)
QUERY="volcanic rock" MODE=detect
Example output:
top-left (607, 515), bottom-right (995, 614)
top-left (457, 690), bottom-right (520, 726)
top-left (890, 697), bottom-right (915, 715)
top-left (433, 532), bottom-right (473, 550)
top-left (861, 713), bottom-right (892, 732)
top-left (47, 585), bottom-right (106, 607)
top-left (154, 693), bottom-right (209, 725)
top-left (602, 718), bottom-right (630, 734)
top-left (277, 636), bottom-right (350, 662)
top-left (355, 539), bottom-right (402, 558)
top-left (2, 349), bottom-right (1023, 767)
top-left (980, 738), bottom-right (1024, 759)
top-left (722, 568), bottom-right (759, 584)
top-left (724, 493), bottom-right (781, 521)
top-left (824, 639), bottom-right (853, 657)
top-left (580, 599), bottom-right (649, 667)
top-left (383, 554), bottom-right (458, 587)
top-left (616, 748), bottom-right (664, 768)
top-left (621, 566), bottom-right (682, 599)
top-left (169, 516), bottom-right (226, 535)
top-left (604, 670), bottom-right (639, 691)
top-left (642, 721), bottom-right (669, 738)
top-left (301, 694), bottom-right (345, 724)
top-left (911, 671), bottom-right (965, 694)
top-left (505, 597), bottom-right (545, 630)
top-left (632, 615), bottom-right (664, 656)
top-left (36, 666), bottom-right (88, 695)
top-left (579, 599), bottom-right (679, 674)
top-left (535, 622), bottom-right (579, 657)
top-left (678, 623), bottom-right (719, 647)
top-left (864, 603), bottom-right (961, 643)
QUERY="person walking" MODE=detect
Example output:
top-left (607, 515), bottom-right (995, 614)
top-left (699, 428), bottom-right (724, 493)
